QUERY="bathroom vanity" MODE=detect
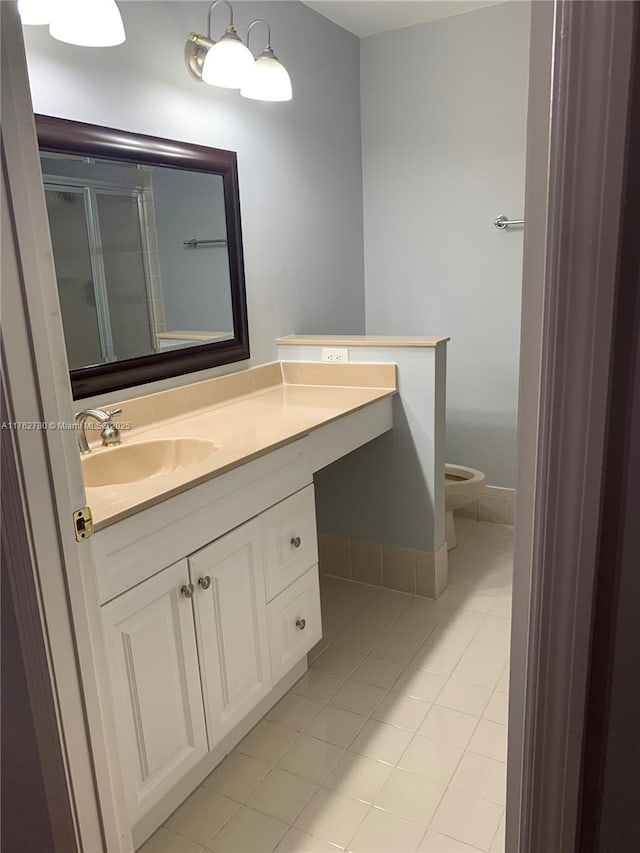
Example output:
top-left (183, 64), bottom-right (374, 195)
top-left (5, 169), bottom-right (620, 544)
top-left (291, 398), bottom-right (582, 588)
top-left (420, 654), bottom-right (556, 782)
top-left (86, 361), bottom-right (396, 844)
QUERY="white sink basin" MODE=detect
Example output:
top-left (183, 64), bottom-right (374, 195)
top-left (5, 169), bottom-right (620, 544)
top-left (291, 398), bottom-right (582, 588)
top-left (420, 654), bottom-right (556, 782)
top-left (82, 438), bottom-right (218, 487)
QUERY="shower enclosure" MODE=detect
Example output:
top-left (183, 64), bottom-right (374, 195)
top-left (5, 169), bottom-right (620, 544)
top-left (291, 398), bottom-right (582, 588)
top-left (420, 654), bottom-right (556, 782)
top-left (43, 157), bottom-right (156, 370)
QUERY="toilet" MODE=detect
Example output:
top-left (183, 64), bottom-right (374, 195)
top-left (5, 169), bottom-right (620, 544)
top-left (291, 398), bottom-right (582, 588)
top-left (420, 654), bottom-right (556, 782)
top-left (445, 463), bottom-right (486, 549)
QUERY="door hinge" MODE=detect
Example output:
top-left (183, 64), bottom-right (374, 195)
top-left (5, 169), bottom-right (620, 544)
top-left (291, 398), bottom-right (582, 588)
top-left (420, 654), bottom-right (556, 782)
top-left (73, 506), bottom-right (93, 541)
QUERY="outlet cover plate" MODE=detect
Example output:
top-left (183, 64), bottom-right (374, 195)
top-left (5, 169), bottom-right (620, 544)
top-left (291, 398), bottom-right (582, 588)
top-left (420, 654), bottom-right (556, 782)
top-left (321, 347), bottom-right (349, 363)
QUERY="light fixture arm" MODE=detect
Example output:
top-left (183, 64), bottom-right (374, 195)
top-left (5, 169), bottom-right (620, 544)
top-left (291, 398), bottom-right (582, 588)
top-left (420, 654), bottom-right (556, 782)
top-left (240, 16), bottom-right (292, 101)
top-left (246, 18), bottom-right (272, 51)
top-left (185, 0), bottom-right (244, 81)
top-left (206, 0), bottom-right (235, 39)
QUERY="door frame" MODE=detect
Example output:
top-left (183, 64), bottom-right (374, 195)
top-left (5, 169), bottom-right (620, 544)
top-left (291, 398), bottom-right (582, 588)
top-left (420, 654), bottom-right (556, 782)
top-left (1, 3), bottom-right (132, 850)
top-left (577, 8), bottom-right (640, 849)
top-left (508, 2), bottom-right (637, 851)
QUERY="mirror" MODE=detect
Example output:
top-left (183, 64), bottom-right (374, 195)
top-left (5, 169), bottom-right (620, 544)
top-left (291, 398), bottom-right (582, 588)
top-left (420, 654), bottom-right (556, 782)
top-left (36, 115), bottom-right (249, 398)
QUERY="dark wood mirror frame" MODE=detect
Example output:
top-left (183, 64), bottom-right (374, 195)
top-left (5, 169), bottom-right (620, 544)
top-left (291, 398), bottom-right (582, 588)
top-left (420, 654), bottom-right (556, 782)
top-left (35, 115), bottom-right (250, 399)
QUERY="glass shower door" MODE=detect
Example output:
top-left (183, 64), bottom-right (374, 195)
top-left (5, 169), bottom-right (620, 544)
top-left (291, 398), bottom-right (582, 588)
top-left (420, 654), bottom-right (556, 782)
top-left (44, 187), bottom-right (108, 369)
top-left (44, 184), bottom-right (155, 369)
top-left (95, 190), bottom-right (154, 361)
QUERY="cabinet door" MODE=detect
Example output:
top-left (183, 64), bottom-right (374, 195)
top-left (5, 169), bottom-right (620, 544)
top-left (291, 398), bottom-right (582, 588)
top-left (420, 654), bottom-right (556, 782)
top-left (101, 561), bottom-right (208, 824)
top-left (190, 518), bottom-right (272, 745)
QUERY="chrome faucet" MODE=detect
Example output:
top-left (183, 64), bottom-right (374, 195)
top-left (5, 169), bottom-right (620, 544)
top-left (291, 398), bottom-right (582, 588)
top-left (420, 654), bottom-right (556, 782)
top-left (75, 408), bottom-right (123, 454)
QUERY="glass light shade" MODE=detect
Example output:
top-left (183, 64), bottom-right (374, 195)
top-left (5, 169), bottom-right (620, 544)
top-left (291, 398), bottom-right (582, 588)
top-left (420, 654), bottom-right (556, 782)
top-left (49, 0), bottom-right (125, 47)
top-left (241, 51), bottom-right (292, 102)
top-left (18, 0), bottom-right (51, 25)
top-left (201, 33), bottom-right (255, 88)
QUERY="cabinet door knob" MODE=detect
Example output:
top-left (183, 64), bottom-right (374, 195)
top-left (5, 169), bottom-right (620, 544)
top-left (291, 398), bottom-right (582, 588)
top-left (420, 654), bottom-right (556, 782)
top-left (290, 536), bottom-right (302, 549)
top-left (181, 583), bottom-right (195, 599)
top-left (198, 575), bottom-right (212, 590)
top-left (295, 618), bottom-right (306, 631)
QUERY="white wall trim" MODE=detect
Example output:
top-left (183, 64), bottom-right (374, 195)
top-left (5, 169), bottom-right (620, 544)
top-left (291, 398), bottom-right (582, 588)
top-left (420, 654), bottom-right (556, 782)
top-left (456, 484), bottom-right (516, 526)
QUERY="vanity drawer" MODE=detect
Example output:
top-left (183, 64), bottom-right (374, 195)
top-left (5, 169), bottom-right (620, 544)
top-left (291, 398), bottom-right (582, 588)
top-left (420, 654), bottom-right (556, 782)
top-left (263, 485), bottom-right (318, 601)
top-left (268, 566), bottom-right (322, 684)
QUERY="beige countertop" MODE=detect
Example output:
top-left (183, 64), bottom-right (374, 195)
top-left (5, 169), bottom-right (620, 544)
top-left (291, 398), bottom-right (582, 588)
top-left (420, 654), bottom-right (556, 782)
top-left (84, 361), bottom-right (396, 530)
top-left (276, 334), bottom-right (450, 347)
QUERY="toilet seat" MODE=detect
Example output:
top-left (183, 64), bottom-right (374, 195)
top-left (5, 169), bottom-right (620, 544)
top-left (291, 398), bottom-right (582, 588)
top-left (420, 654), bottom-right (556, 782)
top-left (445, 463), bottom-right (485, 486)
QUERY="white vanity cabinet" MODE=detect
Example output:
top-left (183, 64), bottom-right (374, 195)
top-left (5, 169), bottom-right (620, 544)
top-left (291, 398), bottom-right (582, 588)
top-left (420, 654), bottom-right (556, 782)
top-left (96, 446), bottom-right (323, 838)
top-left (101, 561), bottom-right (209, 826)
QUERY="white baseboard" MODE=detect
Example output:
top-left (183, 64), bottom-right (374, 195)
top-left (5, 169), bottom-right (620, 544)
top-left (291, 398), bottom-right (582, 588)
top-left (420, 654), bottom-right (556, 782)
top-left (456, 484), bottom-right (515, 526)
top-left (318, 533), bottom-right (448, 600)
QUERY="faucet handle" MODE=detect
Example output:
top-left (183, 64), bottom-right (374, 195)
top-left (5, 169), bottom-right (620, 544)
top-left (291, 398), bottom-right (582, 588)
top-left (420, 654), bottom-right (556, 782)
top-left (100, 422), bottom-right (122, 447)
top-left (100, 407), bottom-right (123, 447)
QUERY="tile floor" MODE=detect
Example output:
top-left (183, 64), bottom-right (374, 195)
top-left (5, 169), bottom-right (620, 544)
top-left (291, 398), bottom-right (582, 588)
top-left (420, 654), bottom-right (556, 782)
top-left (140, 519), bottom-right (513, 853)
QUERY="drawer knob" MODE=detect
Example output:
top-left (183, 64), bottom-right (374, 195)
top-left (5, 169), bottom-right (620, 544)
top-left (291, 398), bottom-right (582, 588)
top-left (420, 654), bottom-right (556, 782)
top-left (295, 618), bottom-right (306, 631)
top-left (198, 575), bottom-right (212, 590)
top-left (290, 536), bottom-right (302, 549)
top-left (181, 583), bottom-right (195, 599)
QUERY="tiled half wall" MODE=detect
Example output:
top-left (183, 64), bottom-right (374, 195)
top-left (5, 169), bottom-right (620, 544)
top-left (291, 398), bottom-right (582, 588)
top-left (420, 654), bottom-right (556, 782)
top-left (318, 534), bottom-right (448, 600)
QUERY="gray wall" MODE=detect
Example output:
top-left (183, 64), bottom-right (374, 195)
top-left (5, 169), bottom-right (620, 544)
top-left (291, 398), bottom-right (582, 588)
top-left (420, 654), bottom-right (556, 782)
top-left (361, 2), bottom-right (530, 488)
top-left (23, 0), bottom-right (365, 382)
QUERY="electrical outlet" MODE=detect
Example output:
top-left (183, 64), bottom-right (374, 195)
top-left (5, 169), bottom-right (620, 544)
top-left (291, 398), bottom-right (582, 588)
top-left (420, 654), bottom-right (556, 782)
top-left (321, 347), bottom-right (349, 363)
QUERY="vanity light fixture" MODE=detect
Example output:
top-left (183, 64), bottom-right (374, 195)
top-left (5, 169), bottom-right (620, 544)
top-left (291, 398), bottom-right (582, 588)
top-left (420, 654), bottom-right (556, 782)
top-left (49, 0), bottom-right (126, 47)
top-left (185, 0), bottom-right (254, 89)
top-left (185, 1), bottom-right (291, 100)
top-left (241, 20), bottom-right (292, 102)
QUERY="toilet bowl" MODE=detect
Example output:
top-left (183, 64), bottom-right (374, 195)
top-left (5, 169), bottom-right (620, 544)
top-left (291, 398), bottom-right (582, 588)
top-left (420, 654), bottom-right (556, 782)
top-left (445, 463), bottom-right (486, 549)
